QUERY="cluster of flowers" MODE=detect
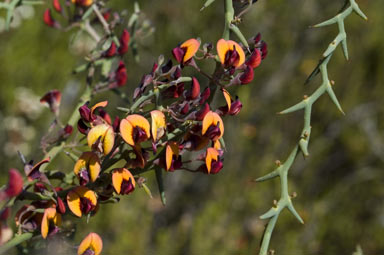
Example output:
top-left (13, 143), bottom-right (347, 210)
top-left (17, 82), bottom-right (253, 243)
top-left (0, 0), bottom-right (267, 253)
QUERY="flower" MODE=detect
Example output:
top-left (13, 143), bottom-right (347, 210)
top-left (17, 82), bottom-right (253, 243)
top-left (185, 77), bottom-right (200, 100)
top-left (71, 0), bottom-right (93, 7)
top-left (73, 152), bottom-right (101, 185)
top-left (165, 142), bottom-right (182, 171)
top-left (3, 169), bottom-right (23, 198)
top-left (216, 39), bottom-right (245, 68)
top-left (103, 41), bottom-right (117, 58)
top-left (150, 110), bottom-right (166, 141)
top-left (202, 111), bottom-right (224, 140)
top-left (67, 186), bottom-right (97, 217)
top-left (40, 89), bottom-right (61, 115)
top-left (172, 38), bottom-right (200, 64)
top-left (24, 158), bottom-right (50, 181)
top-left (41, 208), bottom-right (61, 239)
top-left (87, 124), bottom-right (115, 155)
top-left (204, 148), bottom-right (223, 174)
top-left (78, 232), bottom-right (103, 255)
top-left (245, 49), bottom-right (261, 68)
top-left (43, 9), bottom-right (56, 27)
top-left (112, 168), bottom-right (136, 195)
top-left (120, 114), bottom-right (151, 146)
top-left (118, 29), bottom-right (130, 55)
top-left (239, 65), bottom-right (254, 85)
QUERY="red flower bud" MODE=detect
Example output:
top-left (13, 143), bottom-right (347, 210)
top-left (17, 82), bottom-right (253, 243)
top-left (77, 119), bottom-right (90, 135)
top-left (240, 65), bottom-right (254, 85)
top-left (98, 109), bottom-right (112, 125)
top-left (115, 61), bottom-right (127, 87)
top-left (43, 9), bottom-right (56, 28)
top-left (254, 33), bottom-right (261, 44)
top-left (56, 197), bottom-right (66, 214)
top-left (195, 103), bottom-right (210, 121)
top-left (79, 103), bottom-right (92, 122)
top-left (63, 125), bottom-right (73, 136)
top-left (112, 116), bottom-right (120, 132)
top-left (102, 11), bottom-right (110, 21)
top-left (260, 41), bottom-right (268, 60)
top-left (53, 0), bottom-right (62, 13)
top-left (172, 47), bottom-right (185, 63)
top-left (103, 41), bottom-right (117, 58)
top-left (180, 102), bottom-right (190, 115)
top-left (186, 77), bottom-right (200, 100)
top-left (246, 49), bottom-right (261, 69)
top-left (118, 29), bottom-right (130, 55)
top-left (199, 87), bottom-right (211, 104)
top-left (5, 169), bottom-right (23, 198)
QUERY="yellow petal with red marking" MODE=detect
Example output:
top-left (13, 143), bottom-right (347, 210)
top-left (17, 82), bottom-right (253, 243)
top-left (87, 124), bottom-right (115, 155)
top-left (73, 152), bottom-right (101, 182)
top-left (150, 110), bottom-right (166, 141)
top-left (166, 142), bottom-right (179, 171)
top-left (216, 39), bottom-right (245, 68)
top-left (205, 148), bottom-right (219, 174)
top-left (180, 38), bottom-right (200, 63)
top-left (67, 186), bottom-right (97, 217)
top-left (222, 88), bottom-right (232, 111)
top-left (120, 114), bottom-right (150, 146)
top-left (202, 111), bottom-right (224, 139)
top-left (78, 232), bottom-right (103, 255)
top-left (41, 208), bottom-right (61, 239)
top-left (112, 168), bottom-right (135, 194)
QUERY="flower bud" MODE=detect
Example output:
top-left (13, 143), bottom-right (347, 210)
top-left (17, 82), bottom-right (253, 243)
top-left (199, 87), bottom-right (210, 104)
top-left (185, 77), bottom-right (200, 100)
top-left (118, 29), bottom-right (130, 55)
top-left (40, 89), bottom-right (61, 115)
top-left (5, 169), bottom-right (23, 198)
top-left (260, 41), bottom-right (268, 60)
top-left (115, 61), bottom-right (127, 87)
top-left (103, 41), bottom-right (116, 58)
top-left (77, 119), bottom-right (90, 135)
top-left (79, 103), bottom-right (92, 122)
top-left (246, 49), bottom-right (261, 69)
top-left (56, 197), bottom-right (66, 214)
top-left (240, 65), bottom-right (254, 85)
top-left (53, 0), bottom-right (62, 13)
top-left (43, 9), bottom-right (56, 27)
top-left (228, 98), bottom-right (243, 115)
top-left (195, 103), bottom-right (210, 121)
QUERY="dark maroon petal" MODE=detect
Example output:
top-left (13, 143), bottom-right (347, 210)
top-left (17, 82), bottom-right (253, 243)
top-left (0, 208), bottom-right (10, 221)
top-left (98, 109), bottom-right (112, 125)
top-left (82, 249), bottom-right (96, 255)
top-left (79, 170), bottom-right (90, 186)
top-left (172, 47), bottom-right (185, 63)
top-left (133, 127), bottom-right (148, 144)
top-left (210, 161), bottom-right (223, 174)
top-left (112, 116), bottom-right (120, 133)
top-left (118, 29), bottom-right (130, 55)
top-left (40, 89), bottom-right (61, 114)
top-left (229, 98), bottom-right (243, 115)
top-left (120, 179), bottom-right (135, 195)
top-left (254, 32), bottom-right (261, 44)
top-left (5, 169), bottom-right (23, 197)
top-left (199, 87), bottom-right (211, 104)
top-left (172, 66), bottom-right (182, 79)
top-left (34, 183), bottom-right (46, 193)
top-left (80, 197), bottom-right (95, 215)
top-left (260, 41), bottom-right (268, 60)
top-left (195, 103), bottom-right (210, 121)
top-left (180, 103), bottom-right (190, 115)
top-left (204, 123), bottom-right (221, 140)
top-left (79, 103), bottom-right (92, 122)
top-left (77, 119), bottom-right (90, 135)
top-left (161, 59), bottom-right (173, 74)
top-left (240, 65), bottom-right (254, 85)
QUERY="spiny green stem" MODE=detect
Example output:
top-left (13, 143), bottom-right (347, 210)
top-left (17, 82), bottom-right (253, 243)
top-left (257, 1), bottom-right (367, 254)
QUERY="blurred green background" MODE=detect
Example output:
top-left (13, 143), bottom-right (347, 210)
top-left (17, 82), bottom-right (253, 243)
top-left (1, 0), bottom-right (383, 254)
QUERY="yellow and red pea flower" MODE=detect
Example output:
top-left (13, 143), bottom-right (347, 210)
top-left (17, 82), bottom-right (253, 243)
top-left (172, 38), bottom-right (201, 64)
top-left (202, 111), bottom-right (224, 141)
top-left (112, 168), bottom-right (136, 195)
top-left (87, 124), bottom-right (115, 155)
top-left (120, 114), bottom-right (151, 146)
top-left (78, 232), bottom-right (103, 255)
top-left (150, 110), bottom-right (166, 142)
top-left (73, 152), bottom-right (101, 185)
top-left (204, 147), bottom-right (223, 174)
top-left (71, 0), bottom-right (93, 7)
top-left (165, 141), bottom-right (182, 171)
top-left (41, 208), bottom-right (61, 239)
top-left (216, 39), bottom-right (245, 68)
top-left (24, 158), bottom-right (50, 181)
top-left (67, 186), bottom-right (98, 217)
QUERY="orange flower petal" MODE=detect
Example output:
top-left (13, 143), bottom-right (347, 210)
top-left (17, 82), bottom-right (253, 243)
top-left (112, 168), bottom-right (135, 194)
top-left (120, 115), bottom-right (150, 146)
top-left (87, 124), bottom-right (115, 155)
top-left (78, 232), bottom-right (103, 255)
top-left (126, 114), bottom-right (151, 138)
top-left (222, 88), bottom-right (232, 111)
top-left (216, 39), bottom-right (245, 68)
top-left (67, 187), bottom-right (97, 217)
top-left (180, 38), bottom-right (200, 63)
top-left (90, 101), bottom-right (108, 119)
top-left (150, 110), bottom-right (166, 141)
top-left (213, 140), bottom-right (221, 150)
top-left (202, 111), bottom-right (215, 135)
top-left (205, 148), bottom-right (219, 174)
top-left (165, 142), bottom-right (179, 171)
top-left (41, 208), bottom-right (61, 239)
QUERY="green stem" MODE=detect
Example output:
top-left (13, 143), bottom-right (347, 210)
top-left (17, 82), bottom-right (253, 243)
top-left (0, 233), bottom-right (33, 255)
